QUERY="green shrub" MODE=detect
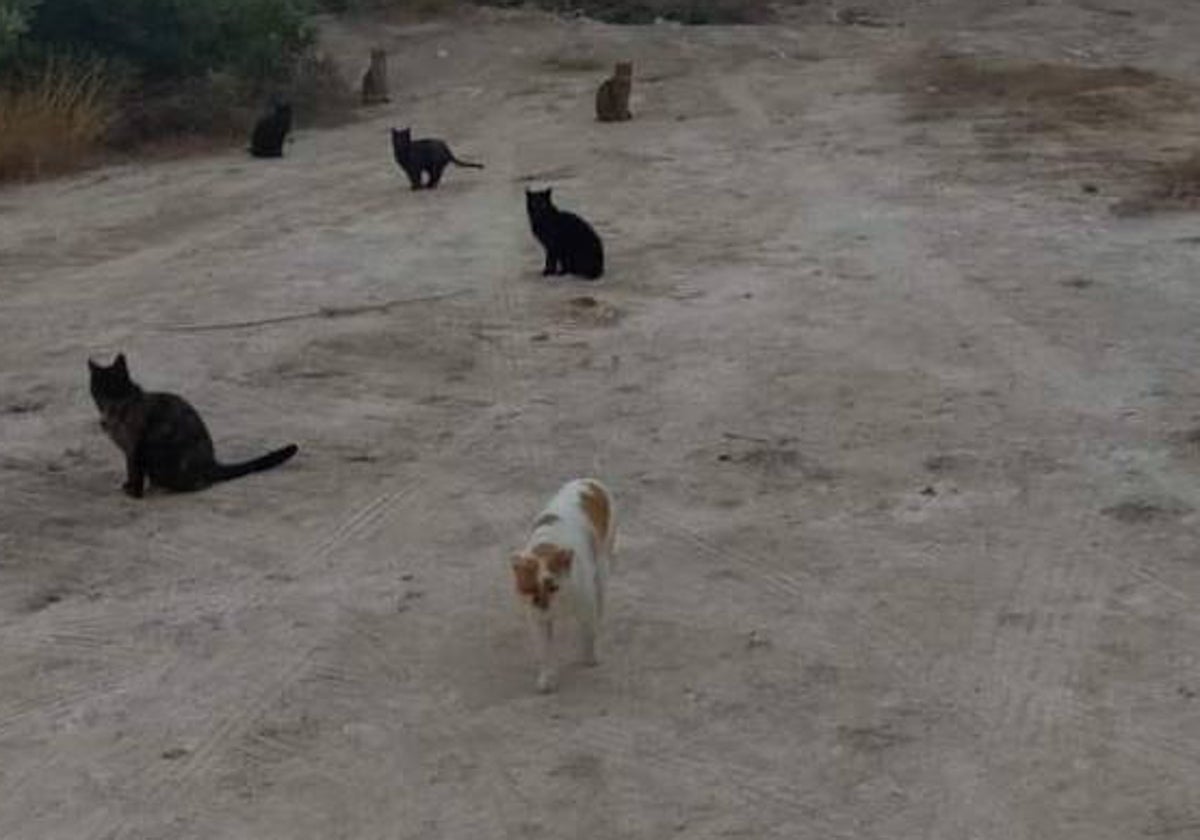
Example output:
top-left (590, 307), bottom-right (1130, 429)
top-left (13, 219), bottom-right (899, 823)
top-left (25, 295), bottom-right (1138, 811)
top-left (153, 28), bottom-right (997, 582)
top-left (27, 0), bottom-right (315, 82)
top-left (0, 0), bottom-right (39, 67)
top-left (108, 72), bottom-right (250, 146)
top-left (316, 0), bottom-right (450, 13)
top-left (474, 0), bottom-right (770, 24)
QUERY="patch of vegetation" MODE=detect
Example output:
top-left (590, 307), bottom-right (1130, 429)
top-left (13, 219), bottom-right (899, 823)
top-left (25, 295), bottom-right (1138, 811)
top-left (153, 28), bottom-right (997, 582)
top-left (540, 53), bottom-right (607, 73)
top-left (1156, 150), bottom-right (1200, 202)
top-left (894, 50), bottom-right (1200, 214)
top-left (1112, 149), bottom-right (1200, 216)
top-left (26, 0), bottom-right (315, 81)
top-left (897, 52), bottom-right (1183, 131)
top-left (0, 52), bottom-right (118, 180)
top-left (0, 0), bottom-right (351, 182)
top-left (318, 0), bottom-right (452, 13)
top-left (476, 0), bottom-right (772, 24)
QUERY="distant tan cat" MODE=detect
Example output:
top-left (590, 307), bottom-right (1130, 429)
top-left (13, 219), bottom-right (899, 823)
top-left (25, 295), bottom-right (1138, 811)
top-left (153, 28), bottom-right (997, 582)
top-left (595, 62), bottom-right (632, 122)
top-left (361, 48), bottom-right (390, 105)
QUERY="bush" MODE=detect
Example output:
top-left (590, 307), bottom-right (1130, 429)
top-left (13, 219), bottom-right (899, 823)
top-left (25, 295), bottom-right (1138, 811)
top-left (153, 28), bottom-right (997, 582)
top-left (0, 52), bottom-right (116, 179)
top-left (0, 0), bottom-right (348, 177)
top-left (0, 0), bottom-right (38, 67)
top-left (27, 0), bottom-right (316, 82)
top-left (316, 0), bottom-right (450, 13)
top-left (107, 72), bottom-right (250, 146)
top-left (474, 0), bottom-right (771, 24)
top-left (283, 49), bottom-right (353, 127)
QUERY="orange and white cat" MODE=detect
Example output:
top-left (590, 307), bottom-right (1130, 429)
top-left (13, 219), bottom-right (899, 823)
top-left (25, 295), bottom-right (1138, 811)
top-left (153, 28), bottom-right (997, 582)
top-left (510, 479), bottom-right (615, 693)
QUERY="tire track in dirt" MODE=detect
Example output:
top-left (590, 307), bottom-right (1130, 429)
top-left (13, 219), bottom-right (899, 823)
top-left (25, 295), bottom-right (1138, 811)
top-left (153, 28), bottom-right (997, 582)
top-left (631, 498), bottom-right (939, 683)
top-left (61, 104), bottom-right (530, 835)
top-left (713, 59), bottom-right (1127, 772)
top-left (985, 536), bottom-right (1112, 753)
top-left (4, 153), bottom-right (405, 323)
top-left (0, 531), bottom-right (189, 739)
top-left (713, 70), bottom-right (773, 134)
top-left (478, 122), bottom-right (546, 478)
top-left (482, 710), bottom-right (864, 838)
top-left (795, 72), bottom-right (1162, 840)
top-left (75, 405), bottom-right (504, 840)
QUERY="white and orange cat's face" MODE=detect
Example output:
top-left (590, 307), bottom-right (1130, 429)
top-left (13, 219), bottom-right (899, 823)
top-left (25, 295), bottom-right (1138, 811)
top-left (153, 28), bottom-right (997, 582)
top-left (511, 543), bottom-right (573, 611)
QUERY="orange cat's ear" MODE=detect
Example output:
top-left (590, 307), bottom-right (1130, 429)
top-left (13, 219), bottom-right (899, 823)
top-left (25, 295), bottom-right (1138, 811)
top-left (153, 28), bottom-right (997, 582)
top-left (511, 554), bottom-right (538, 595)
top-left (548, 548), bottom-right (573, 574)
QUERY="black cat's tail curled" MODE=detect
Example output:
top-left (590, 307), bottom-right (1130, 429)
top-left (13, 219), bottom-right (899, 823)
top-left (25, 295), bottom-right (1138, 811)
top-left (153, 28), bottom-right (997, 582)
top-left (211, 444), bottom-right (298, 483)
top-left (450, 153), bottom-right (484, 169)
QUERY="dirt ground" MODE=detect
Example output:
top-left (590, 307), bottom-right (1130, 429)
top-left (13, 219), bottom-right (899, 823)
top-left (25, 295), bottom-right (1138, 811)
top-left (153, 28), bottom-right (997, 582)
top-left (4, 1), bottom-right (1200, 837)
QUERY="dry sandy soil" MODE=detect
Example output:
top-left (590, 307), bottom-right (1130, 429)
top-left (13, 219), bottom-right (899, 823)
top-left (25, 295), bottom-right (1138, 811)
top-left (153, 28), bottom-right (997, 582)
top-left (4, 1), bottom-right (1200, 837)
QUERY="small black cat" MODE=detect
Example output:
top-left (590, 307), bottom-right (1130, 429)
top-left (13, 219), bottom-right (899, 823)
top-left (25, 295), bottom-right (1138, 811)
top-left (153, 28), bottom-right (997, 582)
top-left (88, 354), bottom-right (298, 498)
top-left (525, 188), bottom-right (604, 280)
top-left (250, 101), bottom-right (293, 158)
top-left (390, 127), bottom-right (483, 190)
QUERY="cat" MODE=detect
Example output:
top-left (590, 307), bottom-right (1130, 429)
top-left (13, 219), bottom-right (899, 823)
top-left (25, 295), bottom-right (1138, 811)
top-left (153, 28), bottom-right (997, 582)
top-left (88, 354), bottom-right (298, 498)
top-left (361, 49), bottom-right (390, 105)
top-left (390, 127), bottom-right (483, 190)
top-left (595, 62), bottom-right (633, 122)
top-left (510, 479), bottom-right (615, 693)
top-left (249, 100), bottom-right (293, 158)
top-left (525, 188), bottom-right (604, 280)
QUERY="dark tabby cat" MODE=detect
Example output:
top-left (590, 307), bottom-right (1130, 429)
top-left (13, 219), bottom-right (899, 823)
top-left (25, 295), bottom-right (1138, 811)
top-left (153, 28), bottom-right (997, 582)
top-left (595, 62), bottom-right (633, 122)
top-left (361, 49), bottom-right (390, 105)
top-left (250, 100), bottom-right (293, 158)
top-left (525, 188), bottom-right (604, 280)
top-left (390, 127), bottom-right (483, 190)
top-left (88, 354), bottom-right (298, 498)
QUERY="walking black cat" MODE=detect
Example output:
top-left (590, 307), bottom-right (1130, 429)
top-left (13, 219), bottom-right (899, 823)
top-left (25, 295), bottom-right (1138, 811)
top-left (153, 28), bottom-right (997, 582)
top-left (88, 354), bottom-right (298, 498)
top-left (250, 100), bottom-right (292, 158)
top-left (525, 188), bottom-right (604, 280)
top-left (390, 127), bottom-right (483, 190)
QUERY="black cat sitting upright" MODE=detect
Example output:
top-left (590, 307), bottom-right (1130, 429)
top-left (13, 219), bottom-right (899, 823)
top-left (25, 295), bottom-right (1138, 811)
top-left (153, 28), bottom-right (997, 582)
top-left (390, 127), bottom-right (483, 190)
top-left (525, 188), bottom-right (604, 280)
top-left (250, 100), bottom-right (293, 158)
top-left (88, 354), bottom-right (298, 498)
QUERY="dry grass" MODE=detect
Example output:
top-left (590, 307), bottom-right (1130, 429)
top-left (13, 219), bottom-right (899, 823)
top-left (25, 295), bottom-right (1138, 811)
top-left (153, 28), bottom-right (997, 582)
top-left (540, 54), bottom-right (608, 73)
top-left (891, 51), bottom-right (1200, 214)
top-left (898, 52), bottom-right (1183, 132)
top-left (324, 0), bottom-right (454, 16)
top-left (285, 50), bottom-right (355, 128)
top-left (476, 0), bottom-right (772, 24)
top-left (1156, 150), bottom-right (1200, 201)
top-left (109, 51), bottom-right (352, 153)
top-left (0, 56), bottom-right (117, 182)
top-left (1112, 150), bottom-right (1200, 216)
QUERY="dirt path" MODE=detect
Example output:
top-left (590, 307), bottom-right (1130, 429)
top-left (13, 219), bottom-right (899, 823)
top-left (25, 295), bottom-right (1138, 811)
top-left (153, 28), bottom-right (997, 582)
top-left (4, 3), bottom-right (1200, 838)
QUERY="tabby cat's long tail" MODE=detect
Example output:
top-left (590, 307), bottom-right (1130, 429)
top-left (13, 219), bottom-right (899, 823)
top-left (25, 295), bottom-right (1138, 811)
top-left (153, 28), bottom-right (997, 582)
top-left (450, 153), bottom-right (484, 169)
top-left (211, 444), bottom-right (298, 483)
